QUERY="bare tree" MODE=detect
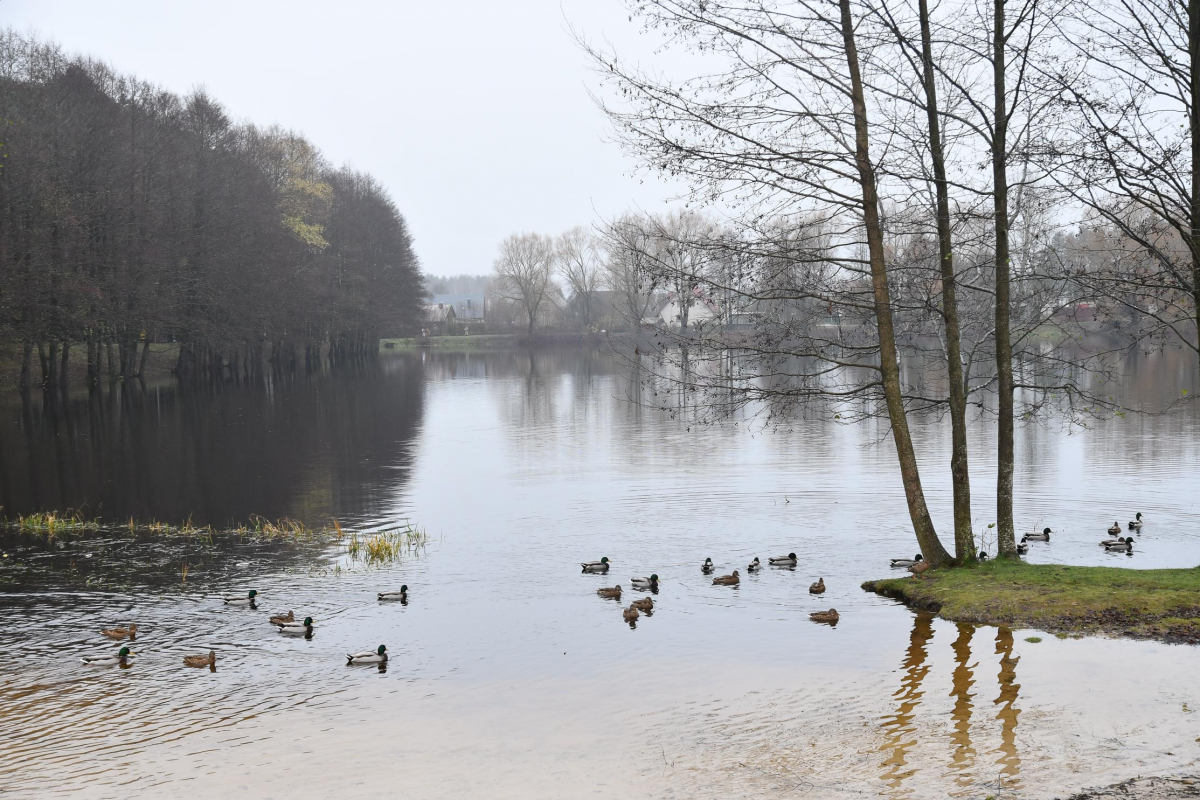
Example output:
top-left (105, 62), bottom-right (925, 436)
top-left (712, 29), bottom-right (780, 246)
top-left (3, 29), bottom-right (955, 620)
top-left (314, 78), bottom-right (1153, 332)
top-left (586, 0), bottom-right (956, 564)
top-left (493, 233), bottom-right (555, 336)
top-left (556, 226), bottom-right (606, 331)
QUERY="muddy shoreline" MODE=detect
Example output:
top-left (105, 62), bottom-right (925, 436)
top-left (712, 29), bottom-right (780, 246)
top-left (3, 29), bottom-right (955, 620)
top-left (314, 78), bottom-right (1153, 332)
top-left (1064, 775), bottom-right (1200, 798)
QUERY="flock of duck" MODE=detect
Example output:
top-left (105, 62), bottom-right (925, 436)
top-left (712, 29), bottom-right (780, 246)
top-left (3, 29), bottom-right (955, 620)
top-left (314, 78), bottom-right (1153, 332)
top-left (581, 552), bottom-right (840, 625)
top-left (83, 585), bottom-right (411, 669)
top-left (83, 513), bottom-right (1150, 665)
top-left (886, 512), bottom-right (1147, 576)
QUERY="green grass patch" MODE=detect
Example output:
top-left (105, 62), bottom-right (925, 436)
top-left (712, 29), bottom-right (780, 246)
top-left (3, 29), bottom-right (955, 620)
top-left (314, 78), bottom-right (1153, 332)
top-left (863, 559), bottom-right (1200, 644)
top-left (1024, 636), bottom-right (1043, 643)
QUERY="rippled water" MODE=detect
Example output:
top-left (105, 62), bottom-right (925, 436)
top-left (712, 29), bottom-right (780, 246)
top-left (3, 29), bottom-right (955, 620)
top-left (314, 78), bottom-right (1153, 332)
top-left (1, 347), bottom-right (1199, 798)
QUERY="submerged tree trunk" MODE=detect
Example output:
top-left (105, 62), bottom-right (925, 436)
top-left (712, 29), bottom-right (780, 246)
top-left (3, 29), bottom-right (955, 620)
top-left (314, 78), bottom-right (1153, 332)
top-left (919, 0), bottom-right (974, 563)
top-left (993, 0), bottom-right (1017, 558)
top-left (138, 339), bottom-right (151, 378)
top-left (841, 0), bottom-right (952, 566)
top-left (19, 338), bottom-right (33, 391)
top-left (59, 341), bottom-right (70, 385)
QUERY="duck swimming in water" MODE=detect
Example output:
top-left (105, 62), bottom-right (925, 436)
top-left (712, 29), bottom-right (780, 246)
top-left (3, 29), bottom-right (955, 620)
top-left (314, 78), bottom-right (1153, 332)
top-left (101, 624), bottom-right (137, 640)
top-left (747, 557), bottom-right (762, 572)
top-left (769, 553), bottom-right (798, 567)
top-left (701, 558), bottom-right (715, 574)
top-left (596, 585), bottom-right (623, 600)
top-left (809, 577), bottom-right (826, 594)
top-left (1103, 537), bottom-right (1134, 552)
top-left (346, 645), bottom-right (387, 665)
top-left (581, 557), bottom-right (611, 574)
top-left (1128, 513), bottom-right (1144, 530)
top-left (712, 570), bottom-right (740, 586)
top-left (183, 650), bottom-right (216, 669)
top-left (630, 574), bottom-right (659, 590)
top-left (809, 609), bottom-right (839, 624)
top-left (891, 554), bottom-right (922, 569)
top-left (82, 646), bottom-right (133, 666)
top-left (1024, 528), bottom-right (1052, 541)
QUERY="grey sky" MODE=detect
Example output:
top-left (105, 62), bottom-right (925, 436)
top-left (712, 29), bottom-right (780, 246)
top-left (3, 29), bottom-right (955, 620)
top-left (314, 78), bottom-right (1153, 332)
top-left (3, 0), bottom-right (672, 277)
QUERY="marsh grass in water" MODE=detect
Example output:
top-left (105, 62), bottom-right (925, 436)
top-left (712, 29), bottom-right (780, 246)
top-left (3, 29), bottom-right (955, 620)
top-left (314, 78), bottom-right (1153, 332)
top-left (345, 522), bottom-right (428, 565)
top-left (12, 511), bottom-right (101, 538)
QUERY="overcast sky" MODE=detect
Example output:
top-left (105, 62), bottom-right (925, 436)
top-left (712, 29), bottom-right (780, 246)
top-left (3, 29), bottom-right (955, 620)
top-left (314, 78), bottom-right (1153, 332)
top-left (3, 0), bottom-right (675, 276)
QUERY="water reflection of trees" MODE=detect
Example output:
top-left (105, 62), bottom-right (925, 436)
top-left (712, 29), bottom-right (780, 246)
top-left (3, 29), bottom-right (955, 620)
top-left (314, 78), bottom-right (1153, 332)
top-left (948, 624), bottom-right (978, 792)
top-left (992, 627), bottom-right (1023, 790)
top-left (0, 359), bottom-right (425, 526)
top-left (879, 612), bottom-right (935, 791)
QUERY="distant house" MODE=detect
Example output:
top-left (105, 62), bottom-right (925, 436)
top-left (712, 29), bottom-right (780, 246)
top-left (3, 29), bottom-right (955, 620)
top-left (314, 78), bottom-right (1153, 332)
top-left (657, 287), bottom-right (721, 329)
top-left (424, 302), bottom-right (458, 335)
top-left (431, 293), bottom-right (487, 321)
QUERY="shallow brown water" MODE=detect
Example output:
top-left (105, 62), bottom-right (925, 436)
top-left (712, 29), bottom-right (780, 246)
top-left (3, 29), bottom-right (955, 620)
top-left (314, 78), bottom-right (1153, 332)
top-left (1, 347), bottom-right (1199, 798)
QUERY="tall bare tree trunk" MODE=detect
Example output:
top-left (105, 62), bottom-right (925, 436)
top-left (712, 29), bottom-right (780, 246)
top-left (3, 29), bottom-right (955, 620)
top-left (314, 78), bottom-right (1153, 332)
top-left (993, 0), bottom-right (1017, 558)
top-left (19, 338), bottom-right (33, 391)
top-left (59, 341), bottom-right (70, 385)
top-left (1191, 0), bottom-right (1200, 351)
top-left (919, 0), bottom-right (974, 563)
top-left (841, 0), bottom-right (952, 566)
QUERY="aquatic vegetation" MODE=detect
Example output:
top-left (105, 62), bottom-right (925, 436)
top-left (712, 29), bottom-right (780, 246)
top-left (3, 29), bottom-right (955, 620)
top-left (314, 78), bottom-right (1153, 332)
top-left (10, 511), bottom-right (101, 539)
top-left (1024, 637), bottom-right (1043, 643)
top-left (345, 522), bottom-right (428, 565)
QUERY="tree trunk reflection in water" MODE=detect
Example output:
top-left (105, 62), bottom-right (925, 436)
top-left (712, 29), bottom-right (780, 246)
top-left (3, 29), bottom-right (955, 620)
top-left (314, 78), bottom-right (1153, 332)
top-left (879, 611), bottom-right (935, 788)
top-left (993, 627), bottom-right (1022, 790)
top-left (948, 623), bottom-right (977, 792)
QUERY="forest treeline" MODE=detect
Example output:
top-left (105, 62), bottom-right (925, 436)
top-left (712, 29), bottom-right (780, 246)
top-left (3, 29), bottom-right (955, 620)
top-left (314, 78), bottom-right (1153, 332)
top-left (0, 31), bottom-right (425, 389)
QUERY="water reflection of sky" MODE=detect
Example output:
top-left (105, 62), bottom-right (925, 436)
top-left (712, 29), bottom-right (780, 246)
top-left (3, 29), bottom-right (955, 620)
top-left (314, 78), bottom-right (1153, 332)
top-left (0, 347), bottom-right (1198, 797)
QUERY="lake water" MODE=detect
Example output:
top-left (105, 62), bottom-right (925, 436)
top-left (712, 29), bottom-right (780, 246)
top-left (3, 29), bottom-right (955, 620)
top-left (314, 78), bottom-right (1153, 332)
top-left (1, 347), bottom-right (1199, 798)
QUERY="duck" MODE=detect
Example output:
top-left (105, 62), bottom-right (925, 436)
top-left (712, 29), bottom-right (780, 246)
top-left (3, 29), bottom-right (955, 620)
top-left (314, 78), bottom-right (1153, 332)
top-left (623, 605), bottom-right (640, 624)
top-left (978, 550), bottom-right (990, 562)
top-left (268, 611), bottom-right (295, 626)
top-left (909, 560), bottom-right (931, 580)
top-left (101, 624), bottom-right (137, 640)
top-left (222, 590), bottom-right (259, 605)
top-left (809, 577), bottom-right (825, 594)
top-left (347, 644), bottom-right (388, 665)
top-left (1104, 536), bottom-right (1134, 552)
top-left (1099, 533), bottom-right (1126, 546)
top-left (278, 617), bottom-right (315, 635)
top-left (747, 557), bottom-right (762, 572)
top-left (597, 585), bottom-right (623, 599)
top-left (631, 597), bottom-right (654, 613)
top-left (1024, 528), bottom-right (1052, 541)
top-left (701, 558), bottom-right (715, 574)
top-left (581, 557), bottom-right (611, 574)
top-left (630, 574), bottom-right (659, 590)
top-left (769, 552), bottom-right (798, 567)
top-left (891, 554), bottom-right (922, 569)
top-left (82, 646), bottom-right (133, 665)
top-left (1017, 541), bottom-right (1029, 555)
top-left (183, 650), bottom-right (216, 669)
top-left (378, 585), bottom-right (408, 601)
top-left (809, 609), bottom-right (839, 624)
top-left (712, 570), bottom-right (740, 586)
top-left (1128, 513), bottom-right (1144, 530)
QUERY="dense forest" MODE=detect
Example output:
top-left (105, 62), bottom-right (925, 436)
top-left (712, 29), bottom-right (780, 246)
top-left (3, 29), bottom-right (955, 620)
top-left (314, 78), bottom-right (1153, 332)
top-left (0, 31), bottom-right (425, 389)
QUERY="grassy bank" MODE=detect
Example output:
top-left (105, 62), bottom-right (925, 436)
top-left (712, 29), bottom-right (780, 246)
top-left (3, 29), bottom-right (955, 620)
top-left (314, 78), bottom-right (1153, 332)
top-left (863, 560), bottom-right (1200, 644)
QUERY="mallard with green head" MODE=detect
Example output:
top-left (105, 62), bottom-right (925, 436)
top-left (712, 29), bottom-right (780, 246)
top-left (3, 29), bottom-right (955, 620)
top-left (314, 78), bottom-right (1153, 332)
top-left (222, 590), bottom-right (259, 605)
top-left (183, 650), bottom-right (216, 669)
top-left (347, 645), bottom-right (387, 664)
top-left (1024, 528), bottom-right (1052, 542)
top-left (769, 552), bottom-right (798, 567)
top-left (630, 574), bottom-right (659, 590)
top-left (101, 624), bottom-right (137, 640)
top-left (1104, 537), bottom-right (1134, 552)
top-left (278, 617), bottom-right (315, 635)
top-left (581, 557), bottom-right (611, 573)
top-left (890, 554), bottom-right (922, 568)
top-left (378, 585), bottom-right (408, 601)
top-left (701, 558), bottom-right (715, 574)
top-left (747, 557), bottom-right (762, 572)
top-left (1128, 513), bottom-right (1144, 530)
top-left (82, 646), bottom-right (133, 665)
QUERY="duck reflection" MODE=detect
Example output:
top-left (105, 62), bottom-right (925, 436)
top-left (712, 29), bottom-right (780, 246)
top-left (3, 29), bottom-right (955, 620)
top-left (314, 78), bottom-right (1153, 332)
top-left (879, 612), bottom-right (934, 788)
top-left (948, 623), bottom-right (977, 791)
top-left (992, 627), bottom-right (1022, 788)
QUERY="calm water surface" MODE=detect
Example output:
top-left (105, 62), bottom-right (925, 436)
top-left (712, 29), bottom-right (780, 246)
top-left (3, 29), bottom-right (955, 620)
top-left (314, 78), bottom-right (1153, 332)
top-left (1, 348), bottom-right (1199, 798)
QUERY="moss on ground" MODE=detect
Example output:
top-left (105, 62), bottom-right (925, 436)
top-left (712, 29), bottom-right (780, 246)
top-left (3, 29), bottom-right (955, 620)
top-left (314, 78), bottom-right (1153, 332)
top-left (862, 560), bottom-right (1200, 644)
